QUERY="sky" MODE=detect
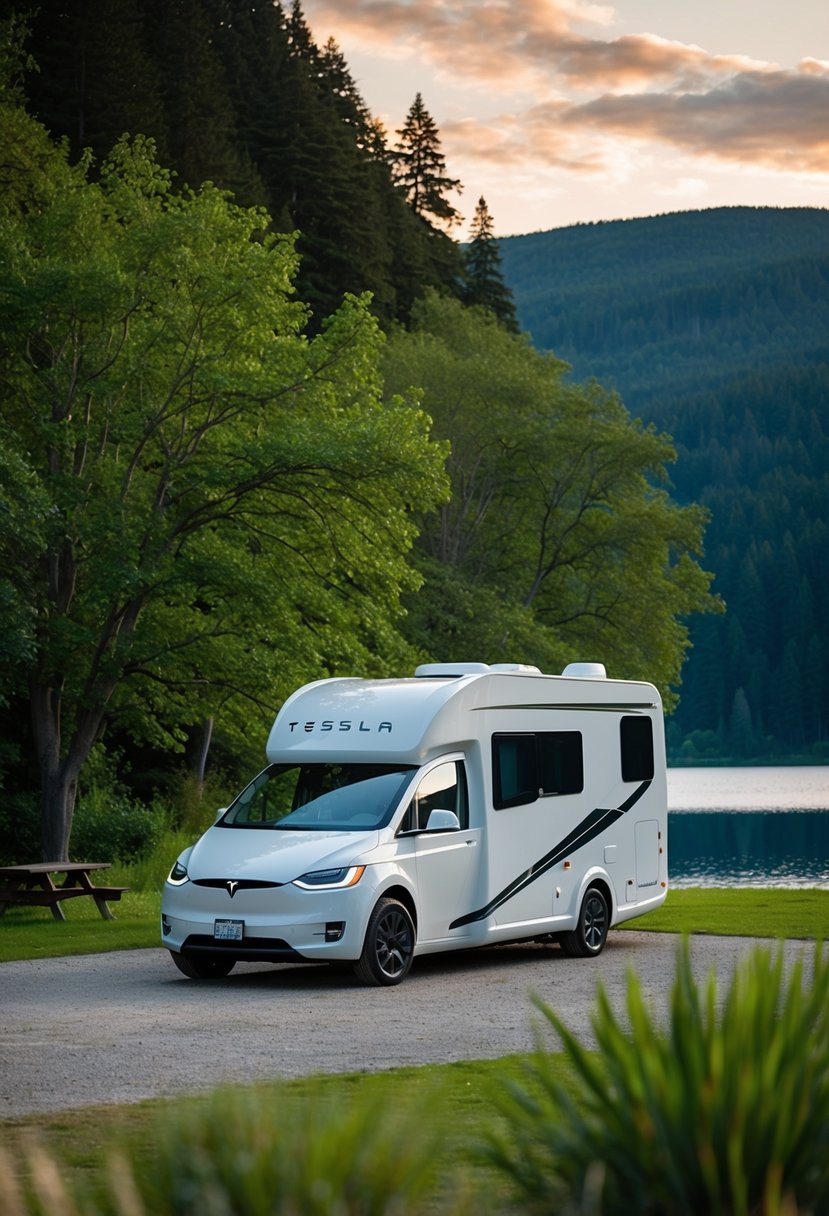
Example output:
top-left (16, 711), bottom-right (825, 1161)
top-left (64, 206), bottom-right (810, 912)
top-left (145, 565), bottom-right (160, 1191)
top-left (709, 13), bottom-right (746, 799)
top-left (302, 0), bottom-right (829, 238)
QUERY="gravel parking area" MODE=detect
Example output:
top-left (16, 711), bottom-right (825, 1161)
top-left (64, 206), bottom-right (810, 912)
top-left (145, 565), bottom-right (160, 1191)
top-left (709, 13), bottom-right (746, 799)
top-left (0, 931), bottom-right (816, 1119)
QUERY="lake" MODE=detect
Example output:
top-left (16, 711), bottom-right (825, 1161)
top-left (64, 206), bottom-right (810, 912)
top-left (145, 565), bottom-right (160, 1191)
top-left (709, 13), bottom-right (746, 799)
top-left (667, 766), bottom-right (829, 888)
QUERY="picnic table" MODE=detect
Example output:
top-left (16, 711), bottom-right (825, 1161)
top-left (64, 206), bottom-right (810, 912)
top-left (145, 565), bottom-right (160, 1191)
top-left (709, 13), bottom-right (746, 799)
top-left (0, 862), bottom-right (129, 922)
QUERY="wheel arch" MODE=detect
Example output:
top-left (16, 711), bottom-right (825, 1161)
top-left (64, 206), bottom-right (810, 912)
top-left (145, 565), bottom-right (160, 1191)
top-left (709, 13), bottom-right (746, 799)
top-left (378, 883), bottom-right (418, 934)
top-left (577, 871), bottom-right (614, 925)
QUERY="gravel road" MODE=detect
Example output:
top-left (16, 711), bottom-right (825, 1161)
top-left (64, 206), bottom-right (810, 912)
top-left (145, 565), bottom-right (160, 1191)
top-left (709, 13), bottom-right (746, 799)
top-left (0, 932), bottom-right (816, 1119)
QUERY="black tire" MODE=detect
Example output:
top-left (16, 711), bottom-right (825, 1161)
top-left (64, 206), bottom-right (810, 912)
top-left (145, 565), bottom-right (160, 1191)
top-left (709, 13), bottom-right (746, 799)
top-left (170, 950), bottom-right (236, 979)
top-left (353, 897), bottom-right (415, 986)
top-left (559, 886), bottom-right (609, 958)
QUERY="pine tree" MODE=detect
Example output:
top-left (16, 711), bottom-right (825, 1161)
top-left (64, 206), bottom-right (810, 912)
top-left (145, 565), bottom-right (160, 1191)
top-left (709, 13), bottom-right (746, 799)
top-left (463, 196), bottom-right (519, 332)
top-left (145, 0), bottom-right (265, 205)
top-left (392, 92), bottom-right (462, 230)
top-left (9, 0), bottom-right (170, 164)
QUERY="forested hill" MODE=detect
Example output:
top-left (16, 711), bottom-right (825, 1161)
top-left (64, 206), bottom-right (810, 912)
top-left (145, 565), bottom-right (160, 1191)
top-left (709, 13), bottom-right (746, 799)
top-left (500, 207), bottom-right (829, 761)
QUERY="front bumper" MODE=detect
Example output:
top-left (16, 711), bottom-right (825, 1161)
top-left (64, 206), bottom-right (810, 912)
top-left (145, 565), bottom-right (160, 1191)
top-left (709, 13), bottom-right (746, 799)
top-left (161, 874), bottom-right (375, 962)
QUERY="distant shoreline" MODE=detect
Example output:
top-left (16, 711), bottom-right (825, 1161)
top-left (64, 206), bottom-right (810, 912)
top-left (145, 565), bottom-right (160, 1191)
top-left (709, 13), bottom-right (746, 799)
top-left (668, 757), bottom-right (828, 769)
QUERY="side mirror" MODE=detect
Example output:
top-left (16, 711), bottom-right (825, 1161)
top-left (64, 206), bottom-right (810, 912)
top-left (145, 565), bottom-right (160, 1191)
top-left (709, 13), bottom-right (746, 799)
top-left (425, 808), bottom-right (460, 832)
top-left (214, 806), bottom-right (227, 823)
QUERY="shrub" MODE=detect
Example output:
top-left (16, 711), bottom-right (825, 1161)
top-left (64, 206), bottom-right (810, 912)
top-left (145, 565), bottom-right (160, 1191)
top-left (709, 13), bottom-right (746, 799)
top-left (0, 1084), bottom-right (461, 1216)
top-left (484, 939), bottom-right (829, 1215)
top-left (111, 823), bottom-right (199, 893)
top-left (0, 790), bottom-right (40, 864)
top-left (68, 745), bottom-right (168, 864)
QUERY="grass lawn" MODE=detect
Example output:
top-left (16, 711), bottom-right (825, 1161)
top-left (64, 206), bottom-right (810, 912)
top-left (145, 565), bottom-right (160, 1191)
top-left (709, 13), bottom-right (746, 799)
top-left (1, 886), bottom-right (827, 964)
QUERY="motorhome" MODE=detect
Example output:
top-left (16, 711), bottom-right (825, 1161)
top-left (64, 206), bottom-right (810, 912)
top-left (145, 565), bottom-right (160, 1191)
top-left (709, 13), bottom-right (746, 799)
top-left (162, 662), bottom-right (668, 985)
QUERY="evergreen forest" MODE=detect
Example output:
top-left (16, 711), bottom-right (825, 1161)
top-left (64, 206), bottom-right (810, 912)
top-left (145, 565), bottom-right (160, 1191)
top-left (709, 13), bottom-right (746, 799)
top-left (0, 0), bottom-right (802, 864)
top-left (500, 208), bottom-right (829, 762)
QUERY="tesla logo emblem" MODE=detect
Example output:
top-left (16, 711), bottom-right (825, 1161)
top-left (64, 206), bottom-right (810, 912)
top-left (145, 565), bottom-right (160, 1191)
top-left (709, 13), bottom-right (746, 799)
top-left (227, 881), bottom-right (239, 898)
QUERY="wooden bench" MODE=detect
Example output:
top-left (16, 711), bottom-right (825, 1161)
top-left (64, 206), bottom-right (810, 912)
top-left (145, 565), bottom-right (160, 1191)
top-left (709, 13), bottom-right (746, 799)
top-left (0, 862), bottom-right (129, 922)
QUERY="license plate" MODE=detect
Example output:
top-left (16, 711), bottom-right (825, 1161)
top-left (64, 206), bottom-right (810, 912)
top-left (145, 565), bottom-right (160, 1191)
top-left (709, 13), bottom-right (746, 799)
top-left (213, 919), bottom-right (244, 941)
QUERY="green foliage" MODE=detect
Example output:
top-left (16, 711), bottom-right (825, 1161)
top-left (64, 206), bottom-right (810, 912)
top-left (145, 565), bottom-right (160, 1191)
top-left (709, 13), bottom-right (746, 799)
top-left (463, 196), bottom-right (518, 332)
top-left (500, 207), bottom-right (829, 755)
top-left (485, 939), bottom-right (829, 1215)
top-left (0, 98), bottom-right (449, 857)
top-left (133, 1084), bottom-right (451, 1216)
top-left (392, 91), bottom-right (463, 231)
top-left (12, 0), bottom-right (465, 327)
top-left (0, 790), bottom-right (40, 864)
top-left (383, 293), bottom-right (720, 704)
top-left (0, 1083), bottom-right (460, 1216)
top-left (68, 749), bottom-right (168, 864)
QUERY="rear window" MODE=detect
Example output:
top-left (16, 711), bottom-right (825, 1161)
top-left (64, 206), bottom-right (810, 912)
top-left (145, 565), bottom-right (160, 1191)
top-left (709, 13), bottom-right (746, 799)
top-left (620, 716), bottom-right (654, 782)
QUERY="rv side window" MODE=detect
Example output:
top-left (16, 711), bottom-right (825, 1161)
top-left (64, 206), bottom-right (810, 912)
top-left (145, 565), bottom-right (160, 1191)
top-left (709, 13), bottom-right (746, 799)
top-left (620, 716), bottom-right (654, 782)
top-left (538, 732), bottom-right (583, 796)
top-left (492, 732), bottom-right (583, 809)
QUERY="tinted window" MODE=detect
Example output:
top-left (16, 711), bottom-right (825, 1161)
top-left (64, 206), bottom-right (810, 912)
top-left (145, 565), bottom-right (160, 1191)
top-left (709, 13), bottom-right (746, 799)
top-left (538, 732), bottom-right (584, 796)
top-left (620, 716), bottom-right (654, 782)
top-left (493, 732), bottom-right (583, 809)
top-left (399, 761), bottom-right (469, 832)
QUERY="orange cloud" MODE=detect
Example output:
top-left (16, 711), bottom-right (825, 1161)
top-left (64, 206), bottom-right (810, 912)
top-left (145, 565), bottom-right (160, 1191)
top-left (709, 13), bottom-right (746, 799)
top-left (305, 0), bottom-right (829, 178)
top-left (307, 0), bottom-right (767, 92)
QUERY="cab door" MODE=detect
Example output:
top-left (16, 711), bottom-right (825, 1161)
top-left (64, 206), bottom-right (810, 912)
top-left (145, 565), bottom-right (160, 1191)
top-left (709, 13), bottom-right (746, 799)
top-left (401, 760), bottom-right (481, 944)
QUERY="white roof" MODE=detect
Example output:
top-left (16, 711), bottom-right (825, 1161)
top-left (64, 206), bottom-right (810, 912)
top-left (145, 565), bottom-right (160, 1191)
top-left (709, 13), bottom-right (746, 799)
top-left (266, 666), bottom-right (660, 765)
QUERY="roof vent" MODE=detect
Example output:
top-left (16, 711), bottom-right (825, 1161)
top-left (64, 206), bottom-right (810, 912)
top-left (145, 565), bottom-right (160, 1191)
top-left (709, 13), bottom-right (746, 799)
top-left (490, 663), bottom-right (541, 673)
top-left (562, 662), bottom-right (607, 679)
top-left (414, 662), bottom-right (490, 678)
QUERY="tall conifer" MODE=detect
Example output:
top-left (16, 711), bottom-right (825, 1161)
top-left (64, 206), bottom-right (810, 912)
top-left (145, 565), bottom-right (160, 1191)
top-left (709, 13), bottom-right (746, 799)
top-left (463, 196), bottom-right (519, 332)
top-left (392, 92), bottom-right (462, 231)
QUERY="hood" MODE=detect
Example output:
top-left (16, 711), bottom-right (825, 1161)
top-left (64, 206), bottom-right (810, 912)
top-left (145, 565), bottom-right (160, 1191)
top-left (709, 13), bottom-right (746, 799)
top-left (187, 824), bottom-right (379, 884)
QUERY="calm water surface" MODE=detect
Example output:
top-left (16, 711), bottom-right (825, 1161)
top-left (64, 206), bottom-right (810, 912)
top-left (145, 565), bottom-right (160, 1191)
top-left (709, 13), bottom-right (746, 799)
top-left (666, 766), bottom-right (828, 888)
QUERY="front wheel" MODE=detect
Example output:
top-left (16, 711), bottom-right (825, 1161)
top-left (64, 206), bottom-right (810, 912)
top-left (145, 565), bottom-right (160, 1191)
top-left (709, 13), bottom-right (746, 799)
top-left (559, 886), bottom-right (609, 958)
top-left (170, 950), bottom-right (236, 979)
top-left (353, 897), bottom-right (415, 986)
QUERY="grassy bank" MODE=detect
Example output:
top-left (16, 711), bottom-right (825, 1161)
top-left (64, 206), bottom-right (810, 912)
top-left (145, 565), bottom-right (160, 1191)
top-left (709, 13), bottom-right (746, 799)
top-left (2, 886), bottom-right (827, 964)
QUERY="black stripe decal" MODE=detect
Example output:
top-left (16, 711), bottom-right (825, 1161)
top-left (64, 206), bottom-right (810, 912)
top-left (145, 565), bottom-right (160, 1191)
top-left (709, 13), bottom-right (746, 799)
top-left (449, 779), bottom-right (651, 929)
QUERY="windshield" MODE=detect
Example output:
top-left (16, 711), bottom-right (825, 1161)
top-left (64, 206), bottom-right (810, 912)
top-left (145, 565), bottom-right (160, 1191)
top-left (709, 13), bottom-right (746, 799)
top-left (219, 764), bottom-right (417, 831)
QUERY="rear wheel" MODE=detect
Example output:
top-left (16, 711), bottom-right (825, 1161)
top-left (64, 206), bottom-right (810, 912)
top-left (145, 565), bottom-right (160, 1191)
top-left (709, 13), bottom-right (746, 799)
top-left (353, 897), bottom-right (415, 986)
top-left (559, 886), bottom-right (609, 958)
top-left (170, 950), bottom-right (236, 979)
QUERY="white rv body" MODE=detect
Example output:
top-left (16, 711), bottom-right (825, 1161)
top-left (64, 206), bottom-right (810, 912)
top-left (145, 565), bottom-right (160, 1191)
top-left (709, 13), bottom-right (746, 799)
top-left (162, 663), bottom-right (668, 984)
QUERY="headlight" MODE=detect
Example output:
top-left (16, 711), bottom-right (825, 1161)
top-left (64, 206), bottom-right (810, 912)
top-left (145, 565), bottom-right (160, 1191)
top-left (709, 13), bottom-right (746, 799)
top-left (293, 865), bottom-right (366, 890)
top-left (167, 858), bottom-right (189, 885)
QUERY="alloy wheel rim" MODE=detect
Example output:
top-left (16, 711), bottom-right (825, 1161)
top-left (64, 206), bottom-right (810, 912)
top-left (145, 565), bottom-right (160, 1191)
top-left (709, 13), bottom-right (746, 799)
top-left (584, 896), bottom-right (607, 949)
top-left (376, 910), bottom-right (412, 977)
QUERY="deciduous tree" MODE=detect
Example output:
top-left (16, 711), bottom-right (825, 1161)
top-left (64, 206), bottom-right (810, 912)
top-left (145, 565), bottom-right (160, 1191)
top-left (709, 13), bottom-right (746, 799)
top-left (382, 294), bottom-right (721, 704)
top-left (0, 104), bottom-right (448, 860)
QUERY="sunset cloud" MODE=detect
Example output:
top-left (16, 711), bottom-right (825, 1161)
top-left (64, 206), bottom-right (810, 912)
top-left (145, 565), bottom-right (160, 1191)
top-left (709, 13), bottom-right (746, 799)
top-left (303, 0), bottom-right (829, 231)
top-left (308, 0), bottom-right (768, 91)
top-left (566, 69), bottom-right (829, 172)
top-left (445, 63), bottom-right (829, 174)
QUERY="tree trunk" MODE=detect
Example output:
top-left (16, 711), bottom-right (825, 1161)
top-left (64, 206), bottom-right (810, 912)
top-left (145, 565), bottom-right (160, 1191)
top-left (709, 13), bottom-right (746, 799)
top-left (30, 682), bottom-right (102, 863)
top-left (193, 717), bottom-right (214, 790)
top-left (39, 760), bottom-right (81, 862)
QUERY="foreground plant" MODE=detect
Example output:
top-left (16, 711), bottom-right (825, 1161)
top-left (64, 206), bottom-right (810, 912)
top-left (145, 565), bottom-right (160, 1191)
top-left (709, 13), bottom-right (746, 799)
top-left (485, 940), bottom-right (829, 1215)
top-left (0, 1083), bottom-right (464, 1216)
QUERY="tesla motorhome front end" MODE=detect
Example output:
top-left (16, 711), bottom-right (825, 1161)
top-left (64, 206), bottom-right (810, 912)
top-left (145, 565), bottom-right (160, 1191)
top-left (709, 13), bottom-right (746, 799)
top-left (162, 662), bottom-right (668, 985)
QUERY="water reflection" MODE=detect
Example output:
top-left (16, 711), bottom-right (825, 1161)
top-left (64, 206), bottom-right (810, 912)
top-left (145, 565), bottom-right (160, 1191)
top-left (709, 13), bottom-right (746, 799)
top-left (668, 809), bottom-right (829, 888)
